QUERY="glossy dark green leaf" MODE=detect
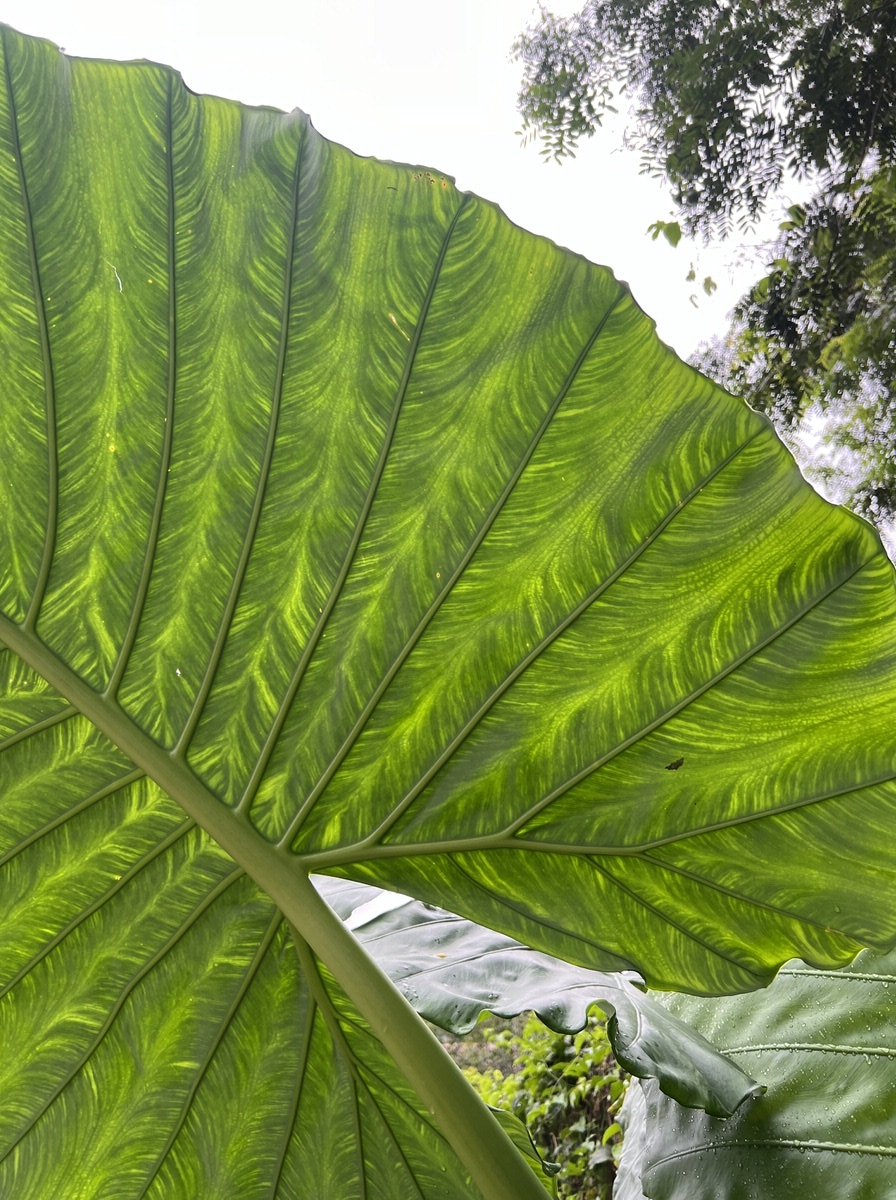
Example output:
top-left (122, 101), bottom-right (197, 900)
top-left (319, 878), bottom-right (762, 1117)
top-left (616, 949), bottom-right (896, 1199)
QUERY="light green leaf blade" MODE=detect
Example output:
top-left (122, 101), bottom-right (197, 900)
top-left (617, 949), bottom-right (896, 1199)
top-left (319, 878), bottom-right (761, 1117)
top-left (1, 24), bottom-right (896, 1197)
top-left (1, 26), bottom-right (894, 1000)
top-left (0, 667), bottom-right (509, 1197)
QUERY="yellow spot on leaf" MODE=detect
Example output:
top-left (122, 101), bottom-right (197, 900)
top-left (388, 312), bottom-right (411, 341)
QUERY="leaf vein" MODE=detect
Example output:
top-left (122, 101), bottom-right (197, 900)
top-left (0, 818), bottom-right (195, 1001)
top-left (278, 287), bottom-right (629, 850)
top-left (240, 193), bottom-right (473, 819)
top-left (175, 117), bottom-right (309, 756)
top-left (0, 28), bottom-right (58, 627)
top-left (353, 425), bottom-right (768, 848)
top-left (105, 73), bottom-right (179, 698)
top-left (503, 550), bottom-right (877, 835)
top-left (133, 908), bottom-right (283, 1200)
top-left (0, 867), bottom-right (244, 1160)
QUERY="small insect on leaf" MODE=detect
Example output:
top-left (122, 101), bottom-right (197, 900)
top-left (665, 757), bottom-right (684, 771)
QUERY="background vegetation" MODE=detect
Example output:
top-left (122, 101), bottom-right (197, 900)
top-left (445, 1014), bottom-right (625, 1200)
top-left (514, 1), bottom-right (896, 539)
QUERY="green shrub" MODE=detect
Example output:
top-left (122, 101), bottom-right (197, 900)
top-left (460, 1014), bottom-right (626, 1199)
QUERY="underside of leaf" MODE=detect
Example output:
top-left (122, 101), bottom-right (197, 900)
top-left (319, 878), bottom-right (762, 1118)
top-left (2, 22), bottom-right (896, 1200)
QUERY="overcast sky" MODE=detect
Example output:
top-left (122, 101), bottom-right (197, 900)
top-left (2, 0), bottom-right (776, 359)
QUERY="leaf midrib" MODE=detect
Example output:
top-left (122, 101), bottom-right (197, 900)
top-left (649, 1138), bottom-right (896, 1164)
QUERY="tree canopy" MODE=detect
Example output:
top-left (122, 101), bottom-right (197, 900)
top-left (514, 1), bottom-right (896, 532)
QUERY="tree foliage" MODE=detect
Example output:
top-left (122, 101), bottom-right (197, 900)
top-left (514, 1), bottom-right (896, 528)
top-left (704, 167), bottom-right (896, 528)
top-left (513, 1), bottom-right (896, 237)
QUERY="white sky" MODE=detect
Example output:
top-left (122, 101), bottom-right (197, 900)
top-left (2, 0), bottom-right (772, 359)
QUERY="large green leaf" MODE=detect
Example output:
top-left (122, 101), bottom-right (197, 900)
top-left (615, 949), bottom-right (896, 1199)
top-left (1, 23), bottom-right (896, 1199)
top-left (0, 875), bottom-right (492, 1199)
top-left (320, 878), bottom-right (762, 1117)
